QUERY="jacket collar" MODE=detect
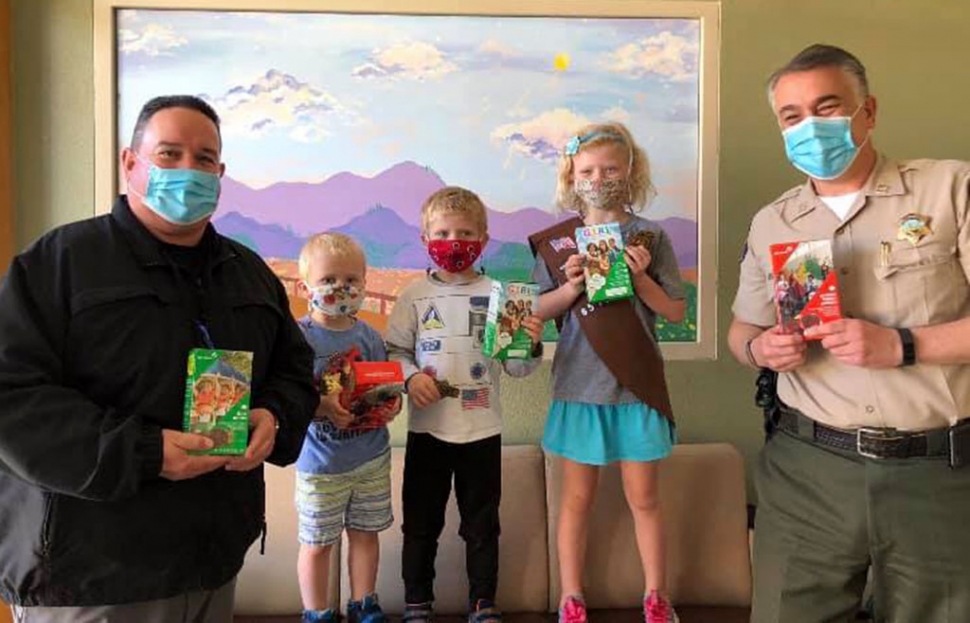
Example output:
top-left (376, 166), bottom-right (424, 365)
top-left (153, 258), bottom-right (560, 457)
top-left (110, 195), bottom-right (235, 267)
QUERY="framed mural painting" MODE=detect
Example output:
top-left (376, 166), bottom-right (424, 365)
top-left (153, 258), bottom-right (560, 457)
top-left (94, 0), bottom-right (720, 359)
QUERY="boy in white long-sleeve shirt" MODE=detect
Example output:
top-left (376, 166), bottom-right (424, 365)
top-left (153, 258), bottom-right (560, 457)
top-left (386, 187), bottom-right (542, 623)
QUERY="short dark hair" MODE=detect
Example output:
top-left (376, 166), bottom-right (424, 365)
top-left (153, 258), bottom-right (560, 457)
top-left (129, 95), bottom-right (221, 150)
top-left (767, 44), bottom-right (869, 102)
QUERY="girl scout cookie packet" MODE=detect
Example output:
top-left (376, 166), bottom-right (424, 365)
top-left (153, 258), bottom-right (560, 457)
top-left (183, 348), bottom-right (253, 455)
top-left (770, 239), bottom-right (843, 338)
top-left (576, 222), bottom-right (633, 304)
top-left (482, 281), bottom-right (539, 361)
top-left (321, 348), bottom-right (404, 430)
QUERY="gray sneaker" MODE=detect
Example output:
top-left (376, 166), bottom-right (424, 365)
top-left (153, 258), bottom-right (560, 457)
top-left (468, 598), bottom-right (502, 622)
top-left (402, 601), bottom-right (434, 622)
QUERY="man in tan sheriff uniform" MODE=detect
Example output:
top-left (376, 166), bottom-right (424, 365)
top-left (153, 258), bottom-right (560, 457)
top-left (730, 44), bottom-right (970, 623)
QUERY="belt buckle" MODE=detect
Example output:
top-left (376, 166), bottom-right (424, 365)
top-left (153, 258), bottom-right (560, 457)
top-left (856, 426), bottom-right (905, 459)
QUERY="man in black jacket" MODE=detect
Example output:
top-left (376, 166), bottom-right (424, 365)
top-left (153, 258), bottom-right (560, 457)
top-left (0, 95), bottom-right (317, 621)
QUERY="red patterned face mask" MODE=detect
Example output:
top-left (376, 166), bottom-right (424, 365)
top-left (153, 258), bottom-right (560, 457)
top-left (427, 239), bottom-right (483, 273)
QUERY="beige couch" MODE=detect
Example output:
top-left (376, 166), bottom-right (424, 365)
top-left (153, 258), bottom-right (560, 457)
top-left (234, 444), bottom-right (751, 622)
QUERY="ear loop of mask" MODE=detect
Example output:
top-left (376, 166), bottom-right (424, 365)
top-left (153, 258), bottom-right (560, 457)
top-left (125, 153), bottom-right (148, 201)
top-left (850, 103), bottom-right (872, 153)
top-left (126, 153), bottom-right (162, 204)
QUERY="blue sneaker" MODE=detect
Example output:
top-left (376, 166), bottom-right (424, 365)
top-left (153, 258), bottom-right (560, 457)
top-left (303, 608), bottom-right (339, 623)
top-left (402, 601), bottom-right (434, 622)
top-left (347, 593), bottom-right (387, 623)
top-left (468, 598), bottom-right (502, 622)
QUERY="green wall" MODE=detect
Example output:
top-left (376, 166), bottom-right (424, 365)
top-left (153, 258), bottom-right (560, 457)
top-left (12, 0), bottom-right (970, 496)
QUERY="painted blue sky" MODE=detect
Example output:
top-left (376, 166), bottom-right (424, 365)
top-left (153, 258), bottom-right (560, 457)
top-left (117, 9), bottom-right (700, 220)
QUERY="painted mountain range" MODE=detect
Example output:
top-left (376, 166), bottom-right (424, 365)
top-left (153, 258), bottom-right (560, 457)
top-left (213, 160), bottom-right (697, 270)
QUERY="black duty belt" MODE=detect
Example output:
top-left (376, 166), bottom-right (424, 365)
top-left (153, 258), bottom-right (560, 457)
top-left (776, 403), bottom-right (969, 467)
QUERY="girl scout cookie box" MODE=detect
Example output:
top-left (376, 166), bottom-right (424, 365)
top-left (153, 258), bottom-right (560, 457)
top-left (576, 222), bottom-right (633, 304)
top-left (482, 281), bottom-right (539, 361)
top-left (183, 348), bottom-right (253, 455)
top-left (322, 348), bottom-right (405, 430)
top-left (770, 239), bottom-right (843, 338)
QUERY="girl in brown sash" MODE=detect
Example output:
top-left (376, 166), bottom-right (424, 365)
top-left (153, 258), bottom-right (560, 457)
top-left (529, 122), bottom-right (686, 623)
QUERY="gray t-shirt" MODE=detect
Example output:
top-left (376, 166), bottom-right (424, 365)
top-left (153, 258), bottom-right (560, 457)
top-left (532, 215), bottom-right (684, 405)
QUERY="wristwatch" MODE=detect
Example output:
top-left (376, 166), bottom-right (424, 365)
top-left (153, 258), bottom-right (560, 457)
top-left (897, 327), bottom-right (916, 366)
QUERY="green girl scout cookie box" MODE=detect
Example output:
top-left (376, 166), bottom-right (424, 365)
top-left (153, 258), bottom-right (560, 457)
top-left (183, 348), bottom-right (253, 455)
top-left (575, 221), bottom-right (633, 304)
top-left (482, 281), bottom-right (539, 361)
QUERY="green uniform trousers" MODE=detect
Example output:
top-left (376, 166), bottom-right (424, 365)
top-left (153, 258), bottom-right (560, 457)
top-left (752, 430), bottom-right (970, 623)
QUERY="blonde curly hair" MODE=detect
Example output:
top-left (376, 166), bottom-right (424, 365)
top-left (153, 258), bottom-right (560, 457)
top-left (555, 121), bottom-right (654, 215)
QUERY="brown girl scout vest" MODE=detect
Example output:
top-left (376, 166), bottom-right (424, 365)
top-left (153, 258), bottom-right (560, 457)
top-left (529, 217), bottom-right (674, 422)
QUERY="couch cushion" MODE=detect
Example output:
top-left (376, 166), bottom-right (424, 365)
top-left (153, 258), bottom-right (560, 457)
top-left (340, 445), bottom-right (549, 615)
top-left (544, 443), bottom-right (751, 610)
top-left (235, 464), bottom-right (341, 615)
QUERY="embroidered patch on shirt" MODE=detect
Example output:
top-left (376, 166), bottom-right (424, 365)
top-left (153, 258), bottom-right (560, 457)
top-left (419, 339), bottom-right (442, 353)
top-left (461, 387), bottom-right (490, 410)
top-left (421, 303), bottom-right (445, 330)
top-left (470, 362), bottom-right (487, 380)
top-left (550, 236), bottom-right (577, 253)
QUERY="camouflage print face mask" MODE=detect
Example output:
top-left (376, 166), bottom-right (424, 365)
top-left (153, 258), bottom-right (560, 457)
top-left (573, 178), bottom-right (630, 212)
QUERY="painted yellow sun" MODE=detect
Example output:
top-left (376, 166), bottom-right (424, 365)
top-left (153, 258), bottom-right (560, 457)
top-left (553, 52), bottom-right (571, 71)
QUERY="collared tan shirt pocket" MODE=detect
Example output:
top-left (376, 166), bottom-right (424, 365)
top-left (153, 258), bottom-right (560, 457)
top-left (874, 242), bottom-right (964, 326)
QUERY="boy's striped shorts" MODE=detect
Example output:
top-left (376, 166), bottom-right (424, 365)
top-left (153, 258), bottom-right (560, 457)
top-left (295, 450), bottom-right (393, 546)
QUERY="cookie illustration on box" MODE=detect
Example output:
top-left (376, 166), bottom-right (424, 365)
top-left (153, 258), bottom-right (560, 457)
top-left (434, 378), bottom-right (461, 399)
top-left (627, 229), bottom-right (655, 251)
top-left (183, 349), bottom-right (253, 455)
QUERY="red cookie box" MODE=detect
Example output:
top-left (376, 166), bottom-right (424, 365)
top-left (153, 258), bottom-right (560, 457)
top-left (769, 240), bottom-right (843, 339)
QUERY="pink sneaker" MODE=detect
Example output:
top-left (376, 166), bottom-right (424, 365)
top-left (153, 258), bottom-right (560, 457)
top-left (558, 595), bottom-right (587, 623)
top-left (644, 590), bottom-right (679, 623)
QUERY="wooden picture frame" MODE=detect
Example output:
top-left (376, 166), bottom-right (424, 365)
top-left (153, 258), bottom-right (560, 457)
top-left (94, 0), bottom-right (720, 359)
top-left (0, 0), bottom-right (13, 275)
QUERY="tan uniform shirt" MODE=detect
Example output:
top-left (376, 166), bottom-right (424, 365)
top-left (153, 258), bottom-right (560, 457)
top-left (733, 156), bottom-right (970, 431)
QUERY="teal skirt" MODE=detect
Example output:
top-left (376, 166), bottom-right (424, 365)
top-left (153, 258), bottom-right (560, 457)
top-left (542, 401), bottom-right (675, 465)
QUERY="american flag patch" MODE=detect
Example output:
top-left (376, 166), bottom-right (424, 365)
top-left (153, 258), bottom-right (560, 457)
top-left (461, 387), bottom-right (490, 410)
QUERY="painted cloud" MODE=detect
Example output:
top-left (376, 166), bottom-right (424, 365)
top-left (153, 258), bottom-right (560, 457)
top-left (491, 108), bottom-right (591, 162)
top-left (603, 31), bottom-right (698, 82)
top-left (119, 23), bottom-right (187, 57)
top-left (204, 70), bottom-right (356, 143)
top-left (352, 41), bottom-right (458, 80)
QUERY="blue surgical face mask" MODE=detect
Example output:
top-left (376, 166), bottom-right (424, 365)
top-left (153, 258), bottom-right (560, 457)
top-left (782, 106), bottom-right (868, 180)
top-left (130, 156), bottom-right (221, 225)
